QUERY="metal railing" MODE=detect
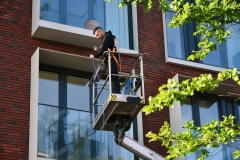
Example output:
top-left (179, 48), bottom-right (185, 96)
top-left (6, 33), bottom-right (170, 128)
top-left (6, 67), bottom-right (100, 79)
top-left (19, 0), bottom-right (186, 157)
top-left (89, 51), bottom-right (145, 123)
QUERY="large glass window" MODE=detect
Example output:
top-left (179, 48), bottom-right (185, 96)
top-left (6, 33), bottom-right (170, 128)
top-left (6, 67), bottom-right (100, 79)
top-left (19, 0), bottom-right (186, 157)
top-left (226, 24), bottom-right (240, 69)
top-left (199, 99), bottom-right (219, 125)
top-left (180, 95), bottom-right (240, 160)
top-left (40, 0), bottom-right (131, 48)
top-left (181, 97), bottom-right (197, 160)
top-left (39, 71), bottom-right (59, 106)
top-left (165, 12), bottom-right (186, 59)
top-left (198, 99), bottom-right (224, 160)
top-left (38, 69), bottom-right (135, 160)
top-left (181, 97), bottom-right (193, 131)
top-left (165, 2), bottom-right (240, 70)
top-left (67, 76), bottom-right (89, 111)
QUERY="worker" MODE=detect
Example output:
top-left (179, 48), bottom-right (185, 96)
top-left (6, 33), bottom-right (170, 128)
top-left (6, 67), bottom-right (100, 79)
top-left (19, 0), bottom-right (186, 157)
top-left (90, 27), bottom-right (121, 94)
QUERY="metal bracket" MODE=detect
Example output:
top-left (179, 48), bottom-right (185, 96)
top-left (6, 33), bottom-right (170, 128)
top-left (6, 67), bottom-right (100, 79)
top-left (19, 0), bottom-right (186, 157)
top-left (113, 118), bottom-right (130, 144)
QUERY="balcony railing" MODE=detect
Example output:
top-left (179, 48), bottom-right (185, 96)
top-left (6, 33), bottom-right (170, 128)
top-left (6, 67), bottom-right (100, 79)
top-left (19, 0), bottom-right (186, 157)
top-left (37, 104), bottom-right (134, 160)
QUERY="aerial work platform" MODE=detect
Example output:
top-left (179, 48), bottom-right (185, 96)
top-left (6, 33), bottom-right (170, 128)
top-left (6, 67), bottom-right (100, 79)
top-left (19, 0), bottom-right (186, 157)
top-left (89, 51), bottom-right (165, 160)
top-left (89, 51), bottom-right (145, 131)
top-left (93, 93), bottom-right (145, 131)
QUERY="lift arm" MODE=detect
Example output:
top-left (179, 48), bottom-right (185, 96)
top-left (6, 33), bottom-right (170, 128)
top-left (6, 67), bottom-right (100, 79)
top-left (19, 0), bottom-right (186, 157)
top-left (119, 135), bottom-right (165, 160)
top-left (113, 119), bottom-right (165, 160)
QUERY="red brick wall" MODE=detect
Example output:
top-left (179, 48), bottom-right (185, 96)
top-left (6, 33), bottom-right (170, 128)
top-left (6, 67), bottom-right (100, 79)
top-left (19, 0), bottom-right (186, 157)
top-left (0, 0), bottom-right (240, 159)
top-left (0, 1), bottom-right (91, 159)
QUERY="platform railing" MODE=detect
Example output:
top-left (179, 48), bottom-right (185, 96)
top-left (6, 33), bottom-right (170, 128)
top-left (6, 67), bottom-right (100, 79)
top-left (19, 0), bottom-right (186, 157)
top-left (89, 51), bottom-right (145, 123)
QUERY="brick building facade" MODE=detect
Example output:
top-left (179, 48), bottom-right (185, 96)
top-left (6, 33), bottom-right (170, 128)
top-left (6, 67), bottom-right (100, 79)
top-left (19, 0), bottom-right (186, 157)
top-left (0, 0), bottom-right (240, 160)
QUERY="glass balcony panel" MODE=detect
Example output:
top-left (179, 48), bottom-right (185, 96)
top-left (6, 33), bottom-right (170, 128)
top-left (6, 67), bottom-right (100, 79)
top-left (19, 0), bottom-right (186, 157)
top-left (37, 104), bottom-right (134, 160)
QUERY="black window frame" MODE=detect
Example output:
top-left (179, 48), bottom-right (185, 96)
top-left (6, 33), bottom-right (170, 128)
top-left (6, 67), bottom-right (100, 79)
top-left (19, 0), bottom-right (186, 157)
top-left (186, 92), bottom-right (240, 126)
top-left (182, 93), bottom-right (240, 159)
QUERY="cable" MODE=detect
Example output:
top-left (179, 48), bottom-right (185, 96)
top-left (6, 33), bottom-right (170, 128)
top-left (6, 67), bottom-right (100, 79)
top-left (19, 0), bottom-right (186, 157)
top-left (91, 48), bottom-right (105, 160)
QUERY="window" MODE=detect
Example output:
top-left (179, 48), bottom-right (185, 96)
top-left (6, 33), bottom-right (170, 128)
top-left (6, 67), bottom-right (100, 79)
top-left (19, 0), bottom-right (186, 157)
top-left (180, 95), bottom-right (240, 160)
top-left (164, 1), bottom-right (240, 70)
top-left (37, 65), bottom-right (136, 160)
top-left (39, 0), bottom-right (133, 49)
top-left (238, 105), bottom-right (240, 121)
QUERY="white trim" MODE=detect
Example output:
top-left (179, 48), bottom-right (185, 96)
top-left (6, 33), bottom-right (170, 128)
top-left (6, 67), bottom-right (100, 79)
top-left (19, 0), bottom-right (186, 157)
top-left (29, 47), bottom-right (40, 160)
top-left (137, 111), bottom-right (144, 145)
top-left (168, 74), bottom-right (185, 160)
top-left (38, 20), bottom-right (94, 38)
top-left (132, 5), bottom-right (139, 51)
top-left (162, 11), bottom-right (169, 64)
top-left (169, 101), bottom-right (185, 160)
top-left (31, 0), bottom-right (40, 35)
top-left (167, 57), bottom-right (227, 72)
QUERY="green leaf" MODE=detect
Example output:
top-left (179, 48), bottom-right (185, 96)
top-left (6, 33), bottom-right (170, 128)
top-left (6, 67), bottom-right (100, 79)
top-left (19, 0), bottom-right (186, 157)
top-left (233, 150), bottom-right (240, 159)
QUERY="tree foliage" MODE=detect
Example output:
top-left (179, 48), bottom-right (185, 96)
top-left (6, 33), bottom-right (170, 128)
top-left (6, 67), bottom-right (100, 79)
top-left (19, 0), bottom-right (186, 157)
top-left (117, 0), bottom-right (240, 159)
top-left (147, 115), bottom-right (240, 160)
top-left (143, 68), bottom-right (240, 114)
top-left (119, 0), bottom-right (240, 60)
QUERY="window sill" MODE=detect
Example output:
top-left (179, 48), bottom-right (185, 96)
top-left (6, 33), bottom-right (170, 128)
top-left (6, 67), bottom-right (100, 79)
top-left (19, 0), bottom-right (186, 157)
top-left (166, 57), bottom-right (229, 72)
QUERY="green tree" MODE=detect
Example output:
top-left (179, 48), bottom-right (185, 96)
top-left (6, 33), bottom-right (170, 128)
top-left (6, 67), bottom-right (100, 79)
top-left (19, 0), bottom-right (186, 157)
top-left (117, 0), bottom-right (240, 159)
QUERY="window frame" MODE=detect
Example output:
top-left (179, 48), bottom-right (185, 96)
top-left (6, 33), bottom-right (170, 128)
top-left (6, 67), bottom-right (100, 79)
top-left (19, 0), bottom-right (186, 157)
top-left (162, 9), bottom-right (240, 73)
top-left (39, 63), bottom-right (93, 111)
top-left (169, 92), bottom-right (240, 160)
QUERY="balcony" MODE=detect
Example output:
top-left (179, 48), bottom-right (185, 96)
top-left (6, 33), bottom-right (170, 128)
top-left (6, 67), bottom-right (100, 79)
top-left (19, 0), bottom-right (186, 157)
top-left (32, 0), bottom-right (139, 52)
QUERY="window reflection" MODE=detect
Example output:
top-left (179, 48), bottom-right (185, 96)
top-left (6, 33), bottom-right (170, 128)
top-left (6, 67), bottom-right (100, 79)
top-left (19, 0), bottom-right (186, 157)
top-left (39, 0), bottom-right (130, 49)
top-left (199, 99), bottom-right (219, 125)
top-left (181, 98), bottom-right (197, 160)
top-left (166, 8), bottom-right (240, 70)
top-left (181, 97), bottom-right (193, 131)
top-left (67, 76), bottom-right (90, 111)
top-left (226, 24), bottom-right (240, 70)
top-left (38, 104), bottom-right (134, 160)
top-left (181, 97), bottom-right (240, 160)
top-left (39, 70), bottom-right (59, 106)
top-left (199, 99), bottom-right (224, 160)
top-left (238, 105), bottom-right (240, 121)
top-left (201, 45), bottom-right (223, 67)
top-left (38, 105), bottom-right (59, 158)
top-left (165, 12), bottom-right (185, 59)
top-left (38, 70), bottom-right (135, 160)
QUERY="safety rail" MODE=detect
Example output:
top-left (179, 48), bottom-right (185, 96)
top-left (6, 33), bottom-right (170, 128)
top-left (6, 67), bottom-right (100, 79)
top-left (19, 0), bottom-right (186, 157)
top-left (88, 51), bottom-right (145, 130)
